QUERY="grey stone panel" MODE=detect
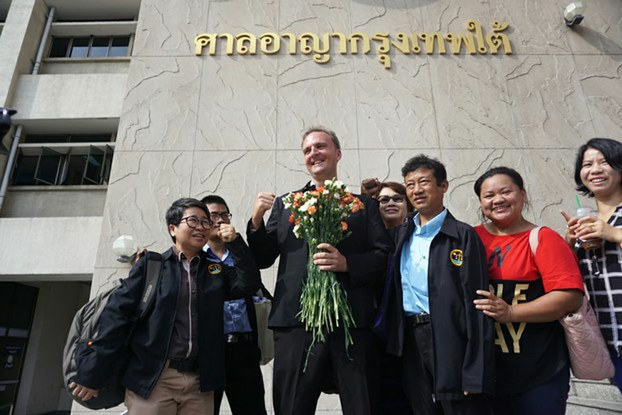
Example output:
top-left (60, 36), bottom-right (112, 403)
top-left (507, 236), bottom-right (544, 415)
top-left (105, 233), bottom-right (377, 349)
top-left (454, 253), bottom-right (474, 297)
top-left (132, 0), bottom-right (210, 57)
top-left (502, 55), bottom-right (594, 149)
top-left (195, 56), bottom-right (278, 151)
top-left (574, 55), bottom-right (622, 140)
top-left (115, 57), bottom-right (202, 152)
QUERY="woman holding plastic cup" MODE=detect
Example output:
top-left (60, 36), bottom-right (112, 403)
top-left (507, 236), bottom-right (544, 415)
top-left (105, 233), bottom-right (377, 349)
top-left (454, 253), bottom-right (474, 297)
top-left (562, 137), bottom-right (622, 391)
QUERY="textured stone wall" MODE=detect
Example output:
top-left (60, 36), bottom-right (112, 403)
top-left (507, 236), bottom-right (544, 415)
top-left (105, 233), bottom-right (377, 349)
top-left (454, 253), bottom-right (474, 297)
top-left (92, 0), bottom-right (622, 412)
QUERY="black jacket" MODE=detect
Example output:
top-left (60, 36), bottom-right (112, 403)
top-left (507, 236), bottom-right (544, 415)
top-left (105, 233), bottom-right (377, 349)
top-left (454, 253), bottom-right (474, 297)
top-left (383, 211), bottom-right (495, 400)
top-left (74, 236), bottom-right (260, 398)
top-left (247, 187), bottom-right (392, 329)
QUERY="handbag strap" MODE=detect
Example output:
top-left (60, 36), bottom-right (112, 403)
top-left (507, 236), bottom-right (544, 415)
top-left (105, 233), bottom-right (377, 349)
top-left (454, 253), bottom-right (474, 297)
top-left (528, 226), bottom-right (543, 257)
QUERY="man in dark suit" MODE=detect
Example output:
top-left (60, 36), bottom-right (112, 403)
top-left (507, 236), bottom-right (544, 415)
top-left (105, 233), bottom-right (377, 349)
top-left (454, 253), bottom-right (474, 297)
top-left (247, 127), bottom-right (392, 415)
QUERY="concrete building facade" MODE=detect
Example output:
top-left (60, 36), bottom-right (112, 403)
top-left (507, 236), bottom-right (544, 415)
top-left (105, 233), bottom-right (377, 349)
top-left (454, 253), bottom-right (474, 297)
top-left (0, 0), bottom-right (621, 414)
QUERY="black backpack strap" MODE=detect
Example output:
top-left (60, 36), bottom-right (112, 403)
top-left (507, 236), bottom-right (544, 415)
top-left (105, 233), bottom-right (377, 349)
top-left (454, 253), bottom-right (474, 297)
top-left (137, 251), bottom-right (162, 318)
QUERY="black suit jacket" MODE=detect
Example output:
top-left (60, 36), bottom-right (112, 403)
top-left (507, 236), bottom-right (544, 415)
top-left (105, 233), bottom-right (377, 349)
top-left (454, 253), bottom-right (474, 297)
top-left (74, 238), bottom-right (261, 398)
top-left (382, 211), bottom-right (495, 400)
top-left (247, 184), bottom-right (393, 329)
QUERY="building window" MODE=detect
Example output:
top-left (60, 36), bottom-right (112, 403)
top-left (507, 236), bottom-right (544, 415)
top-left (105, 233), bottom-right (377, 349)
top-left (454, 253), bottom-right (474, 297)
top-left (11, 134), bottom-right (115, 186)
top-left (49, 36), bottom-right (131, 58)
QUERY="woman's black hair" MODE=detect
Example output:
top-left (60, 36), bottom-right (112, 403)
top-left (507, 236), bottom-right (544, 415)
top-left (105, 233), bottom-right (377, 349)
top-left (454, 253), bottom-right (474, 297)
top-left (473, 166), bottom-right (524, 198)
top-left (574, 138), bottom-right (622, 197)
top-left (165, 198), bottom-right (210, 243)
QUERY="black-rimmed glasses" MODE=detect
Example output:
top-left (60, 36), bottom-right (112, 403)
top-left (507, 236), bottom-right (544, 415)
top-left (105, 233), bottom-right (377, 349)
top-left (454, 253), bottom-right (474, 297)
top-left (180, 216), bottom-right (213, 229)
top-left (378, 195), bottom-right (406, 204)
top-left (210, 212), bottom-right (233, 221)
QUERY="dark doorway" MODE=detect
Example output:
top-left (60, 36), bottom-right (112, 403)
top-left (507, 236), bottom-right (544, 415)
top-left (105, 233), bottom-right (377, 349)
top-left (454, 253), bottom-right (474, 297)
top-left (0, 283), bottom-right (38, 415)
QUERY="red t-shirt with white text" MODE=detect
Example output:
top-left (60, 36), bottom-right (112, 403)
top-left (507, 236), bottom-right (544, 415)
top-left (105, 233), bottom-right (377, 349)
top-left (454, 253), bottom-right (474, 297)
top-left (475, 225), bottom-right (584, 395)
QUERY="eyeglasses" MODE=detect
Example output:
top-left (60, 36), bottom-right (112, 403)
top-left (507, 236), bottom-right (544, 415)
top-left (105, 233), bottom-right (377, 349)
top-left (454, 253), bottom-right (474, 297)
top-left (210, 212), bottom-right (233, 221)
top-left (378, 195), bottom-right (406, 204)
top-left (180, 216), bottom-right (213, 229)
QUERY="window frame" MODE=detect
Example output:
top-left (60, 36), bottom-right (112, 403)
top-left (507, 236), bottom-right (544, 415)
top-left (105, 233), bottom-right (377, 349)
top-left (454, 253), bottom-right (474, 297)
top-left (48, 34), bottom-right (133, 59)
top-left (10, 134), bottom-right (116, 187)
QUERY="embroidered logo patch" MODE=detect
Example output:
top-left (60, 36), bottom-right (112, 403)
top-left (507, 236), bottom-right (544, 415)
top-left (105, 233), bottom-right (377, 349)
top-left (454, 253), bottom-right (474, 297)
top-left (208, 263), bottom-right (222, 275)
top-left (450, 249), bottom-right (464, 267)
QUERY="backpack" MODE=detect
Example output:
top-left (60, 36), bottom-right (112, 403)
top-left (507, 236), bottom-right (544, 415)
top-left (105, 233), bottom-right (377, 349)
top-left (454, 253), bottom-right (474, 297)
top-left (62, 252), bottom-right (162, 409)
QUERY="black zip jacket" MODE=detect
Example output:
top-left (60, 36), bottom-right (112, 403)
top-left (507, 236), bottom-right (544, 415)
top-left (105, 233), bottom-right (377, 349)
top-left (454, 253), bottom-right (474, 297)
top-left (73, 236), bottom-right (261, 398)
top-left (382, 211), bottom-right (495, 400)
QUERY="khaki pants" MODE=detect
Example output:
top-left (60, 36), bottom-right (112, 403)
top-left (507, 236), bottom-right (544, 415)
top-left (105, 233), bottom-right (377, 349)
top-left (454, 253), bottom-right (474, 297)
top-left (125, 365), bottom-right (214, 415)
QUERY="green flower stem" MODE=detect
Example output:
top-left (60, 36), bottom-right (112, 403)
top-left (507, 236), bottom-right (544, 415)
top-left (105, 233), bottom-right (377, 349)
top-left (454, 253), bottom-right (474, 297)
top-left (299, 246), bottom-right (355, 371)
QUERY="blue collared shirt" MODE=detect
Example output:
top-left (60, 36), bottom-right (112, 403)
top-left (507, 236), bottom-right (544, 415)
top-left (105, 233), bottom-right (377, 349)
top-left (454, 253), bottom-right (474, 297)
top-left (400, 209), bottom-right (448, 315)
top-left (204, 244), bottom-right (252, 334)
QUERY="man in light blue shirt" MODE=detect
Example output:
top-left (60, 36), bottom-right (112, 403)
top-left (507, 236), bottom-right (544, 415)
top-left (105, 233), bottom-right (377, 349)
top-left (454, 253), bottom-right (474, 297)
top-left (400, 209), bottom-right (447, 316)
top-left (387, 155), bottom-right (493, 415)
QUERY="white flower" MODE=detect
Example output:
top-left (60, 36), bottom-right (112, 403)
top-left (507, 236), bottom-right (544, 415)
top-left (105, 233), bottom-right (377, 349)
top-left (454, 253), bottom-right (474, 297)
top-left (293, 224), bottom-right (301, 237)
top-left (334, 180), bottom-right (344, 188)
top-left (299, 198), bottom-right (317, 212)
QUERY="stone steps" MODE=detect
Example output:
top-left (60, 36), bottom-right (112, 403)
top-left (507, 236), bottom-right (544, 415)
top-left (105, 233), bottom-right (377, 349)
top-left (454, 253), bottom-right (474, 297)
top-left (567, 378), bottom-right (622, 414)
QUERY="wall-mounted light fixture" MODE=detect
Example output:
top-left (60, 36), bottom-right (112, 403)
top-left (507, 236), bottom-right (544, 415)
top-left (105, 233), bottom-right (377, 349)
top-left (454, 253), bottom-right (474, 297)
top-left (113, 235), bottom-right (139, 263)
top-left (564, 2), bottom-right (586, 26)
top-left (0, 107), bottom-right (17, 155)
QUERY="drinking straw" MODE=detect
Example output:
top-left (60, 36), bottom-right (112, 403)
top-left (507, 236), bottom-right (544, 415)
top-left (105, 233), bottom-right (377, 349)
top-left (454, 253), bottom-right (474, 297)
top-left (575, 195), bottom-right (582, 209)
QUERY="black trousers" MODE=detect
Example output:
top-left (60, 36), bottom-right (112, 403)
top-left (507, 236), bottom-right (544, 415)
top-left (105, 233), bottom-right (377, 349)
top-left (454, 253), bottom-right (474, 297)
top-left (214, 340), bottom-right (267, 415)
top-left (403, 322), bottom-right (491, 415)
top-left (272, 327), bottom-right (380, 415)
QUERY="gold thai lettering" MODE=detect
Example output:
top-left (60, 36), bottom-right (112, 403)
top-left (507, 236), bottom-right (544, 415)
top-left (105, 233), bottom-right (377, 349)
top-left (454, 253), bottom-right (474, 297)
top-left (392, 32), bottom-right (411, 54)
top-left (194, 33), bottom-right (217, 55)
top-left (236, 33), bottom-right (257, 55)
top-left (348, 32), bottom-right (371, 54)
top-left (332, 32), bottom-right (348, 54)
top-left (281, 33), bottom-right (297, 54)
top-left (487, 21), bottom-right (512, 55)
top-left (299, 32), bottom-right (331, 64)
top-left (419, 32), bottom-right (446, 54)
top-left (371, 32), bottom-right (391, 53)
top-left (411, 33), bottom-right (421, 53)
top-left (218, 33), bottom-right (234, 55)
top-left (259, 33), bottom-right (280, 55)
top-left (379, 54), bottom-right (391, 69)
top-left (466, 19), bottom-right (487, 54)
top-left (444, 25), bottom-right (477, 55)
top-left (193, 20), bottom-right (513, 69)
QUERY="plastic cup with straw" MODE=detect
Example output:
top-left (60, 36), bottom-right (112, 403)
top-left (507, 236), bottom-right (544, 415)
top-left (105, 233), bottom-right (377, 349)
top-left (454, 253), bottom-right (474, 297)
top-left (575, 195), bottom-right (601, 250)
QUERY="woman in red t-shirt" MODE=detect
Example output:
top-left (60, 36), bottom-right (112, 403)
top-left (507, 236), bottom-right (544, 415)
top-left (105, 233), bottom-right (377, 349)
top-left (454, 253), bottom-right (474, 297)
top-left (472, 166), bottom-right (584, 415)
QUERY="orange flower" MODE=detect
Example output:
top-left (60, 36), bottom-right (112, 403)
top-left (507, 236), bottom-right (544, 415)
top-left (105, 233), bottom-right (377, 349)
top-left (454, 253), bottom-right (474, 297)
top-left (288, 214), bottom-right (295, 223)
top-left (341, 221), bottom-right (348, 231)
top-left (351, 199), bottom-right (364, 213)
top-left (308, 205), bottom-right (317, 215)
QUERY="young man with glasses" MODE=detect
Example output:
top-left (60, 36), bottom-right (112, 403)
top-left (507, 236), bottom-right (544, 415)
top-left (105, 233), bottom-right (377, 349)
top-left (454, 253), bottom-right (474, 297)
top-left (70, 198), bottom-right (261, 415)
top-left (201, 195), bottom-right (268, 415)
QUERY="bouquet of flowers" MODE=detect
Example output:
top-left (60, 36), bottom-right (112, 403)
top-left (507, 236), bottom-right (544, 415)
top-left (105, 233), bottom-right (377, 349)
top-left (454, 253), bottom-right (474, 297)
top-left (283, 178), bottom-right (365, 368)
